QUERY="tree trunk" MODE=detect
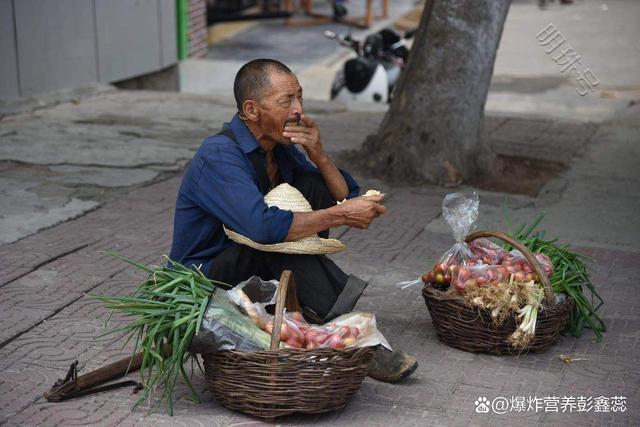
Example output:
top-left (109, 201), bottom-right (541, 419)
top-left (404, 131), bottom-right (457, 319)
top-left (355, 0), bottom-right (511, 185)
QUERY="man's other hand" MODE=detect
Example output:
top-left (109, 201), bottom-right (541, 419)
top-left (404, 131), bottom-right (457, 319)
top-left (338, 195), bottom-right (386, 229)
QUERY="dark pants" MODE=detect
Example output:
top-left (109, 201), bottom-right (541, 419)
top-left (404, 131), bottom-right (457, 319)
top-left (208, 171), bottom-right (367, 322)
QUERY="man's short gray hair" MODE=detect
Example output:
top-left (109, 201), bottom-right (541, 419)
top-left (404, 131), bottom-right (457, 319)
top-left (233, 59), bottom-right (293, 112)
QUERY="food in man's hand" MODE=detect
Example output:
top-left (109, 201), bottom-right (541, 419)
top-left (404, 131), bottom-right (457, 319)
top-left (338, 189), bottom-right (383, 205)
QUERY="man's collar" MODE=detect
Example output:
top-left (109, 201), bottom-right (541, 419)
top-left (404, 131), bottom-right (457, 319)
top-left (229, 113), bottom-right (260, 154)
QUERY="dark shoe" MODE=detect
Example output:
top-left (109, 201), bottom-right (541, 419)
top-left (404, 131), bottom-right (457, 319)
top-left (367, 346), bottom-right (418, 383)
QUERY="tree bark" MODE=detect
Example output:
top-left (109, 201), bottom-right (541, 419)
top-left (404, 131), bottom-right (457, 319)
top-left (354, 0), bottom-right (511, 185)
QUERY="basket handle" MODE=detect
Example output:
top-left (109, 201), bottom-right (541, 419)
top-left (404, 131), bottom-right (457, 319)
top-left (269, 270), bottom-right (298, 350)
top-left (465, 230), bottom-right (556, 307)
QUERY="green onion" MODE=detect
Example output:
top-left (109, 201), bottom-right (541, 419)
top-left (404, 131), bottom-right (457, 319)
top-left (91, 253), bottom-right (231, 415)
top-left (503, 210), bottom-right (606, 341)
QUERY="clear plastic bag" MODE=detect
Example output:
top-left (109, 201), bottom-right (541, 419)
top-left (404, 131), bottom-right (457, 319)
top-left (398, 193), bottom-right (480, 289)
top-left (452, 263), bottom-right (509, 290)
top-left (441, 192), bottom-right (480, 265)
top-left (421, 193), bottom-right (480, 287)
top-left (189, 286), bottom-right (274, 354)
top-left (449, 243), bottom-right (555, 291)
top-left (191, 276), bottom-right (299, 353)
top-left (506, 249), bottom-right (554, 279)
top-left (468, 240), bottom-right (554, 278)
top-left (284, 311), bottom-right (392, 350)
top-left (191, 276), bottom-right (392, 353)
top-left (228, 276), bottom-right (391, 350)
top-left (469, 238), bottom-right (508, 264)
top-left (419, 193), bottom-right (555, 291)
top-left (228, 275), bottom-right (279, 306)
top-left (226, 276), bottom-right (307, 349)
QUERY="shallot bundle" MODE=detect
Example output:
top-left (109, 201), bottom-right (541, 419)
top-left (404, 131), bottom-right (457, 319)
top-left (462, 276), bottom-right (545, 350)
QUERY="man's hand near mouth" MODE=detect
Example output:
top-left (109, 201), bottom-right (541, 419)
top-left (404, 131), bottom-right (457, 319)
top-left (283, 114), bottom-right (325, 164)
top-left (283, 114), bottom-right (348, 201)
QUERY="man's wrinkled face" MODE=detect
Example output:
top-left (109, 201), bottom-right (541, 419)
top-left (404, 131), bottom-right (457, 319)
top-left (257, 72), bottom-right (303, 144)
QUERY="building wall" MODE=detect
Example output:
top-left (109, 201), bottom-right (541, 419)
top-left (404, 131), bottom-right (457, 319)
top-left (187, 0), bottom-right (207, 59)
top-left (0, 0), bottom-right (178, 101)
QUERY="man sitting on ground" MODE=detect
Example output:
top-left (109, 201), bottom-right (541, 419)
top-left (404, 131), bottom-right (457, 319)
top-left (169, 58), bottom-right (417, 383)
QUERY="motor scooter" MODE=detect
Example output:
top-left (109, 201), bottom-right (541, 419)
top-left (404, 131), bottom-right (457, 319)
top-left (325, 27), bottom-right (416, 104)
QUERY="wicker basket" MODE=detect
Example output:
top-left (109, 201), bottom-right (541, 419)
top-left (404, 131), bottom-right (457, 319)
top-left (203, 271), bottom-right (373, 420)
top-left (422, 230), bottom-right (573, 355)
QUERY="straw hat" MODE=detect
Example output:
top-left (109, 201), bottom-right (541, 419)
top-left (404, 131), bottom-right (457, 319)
top-left (223, 183), bottom-right (346, 254)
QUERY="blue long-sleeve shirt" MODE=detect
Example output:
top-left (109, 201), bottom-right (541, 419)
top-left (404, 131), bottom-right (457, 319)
top-left (169, 114), bottom-right (359, 276)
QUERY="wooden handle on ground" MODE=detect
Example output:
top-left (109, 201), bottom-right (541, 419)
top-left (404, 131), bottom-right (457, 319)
top-left (44, 352), bottom-right (143, 401)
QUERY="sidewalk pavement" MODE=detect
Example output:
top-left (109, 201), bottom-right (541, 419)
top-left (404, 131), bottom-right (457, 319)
top-left (0, 87), bottom-right (638, 425)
